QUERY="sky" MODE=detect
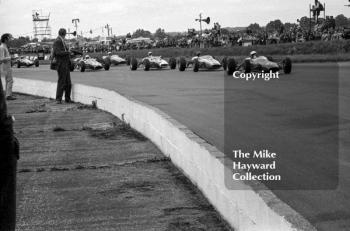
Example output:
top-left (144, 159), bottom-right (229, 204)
top-left (0, 0), bottom-right (349, 38)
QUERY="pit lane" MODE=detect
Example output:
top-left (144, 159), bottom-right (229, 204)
top-left (12, 62), bottom-right (350, 231)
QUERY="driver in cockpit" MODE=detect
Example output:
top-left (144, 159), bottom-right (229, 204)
top-left (250, 51), bottom-right (257, 60)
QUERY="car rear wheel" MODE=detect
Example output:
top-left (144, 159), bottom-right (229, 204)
top-left (222, 57), bottom-right (228, 71)
top-left (130, 58), bottom-right (138, 71)
top-left (226, 58), bottom-right (236, 75)
top-left (143, 59), bottom-right (150, 71)
top-left (193, 59), bottom-right (199, 72)
top-left (104, 58), bottom-right (111, 70)
top-left (179, 57), bottom-right (187, 72)
top-left (17, 62), bottom-right (21, 68)
top-left (126, 56), bottom-right (131, 66)
top-left (244, 59), bottom-right (251, 73)
top-left (34, 59), bottom-right (39, 67)
top-left (267, 56), bottom-right (274, 62)
top-left (80, 61), bottom-right (86, 72)
top-left (169, 57), bottom-right (176, 69)
top-left (283, 57), bottom-right (292, 74)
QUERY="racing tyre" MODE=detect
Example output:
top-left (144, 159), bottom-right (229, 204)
top-left (244, 59), bottom-right (251, 73)
top-left (80, 61), bottom-right (86, 72)
top-left (130, 58), bottom-right (138, 71)
top-left (169, 58), bottom-right (177, 69)
top-left (34, 59), bottom-right (39, 67)
top-left (283, 57), bottom-right (292, 74)
top-left (179, 57), bottom-right (187, 72)
top-left (267, 56), bottom-right (274, 62)
top-left (222, 57), bottom-right (228, 71)
top-left (17, 62), bottom-right (21, 68)
top-left (143, 59), bottom-right (150, 71)
top-left (104, 58), bottom-right (111, 71)
top-left (96, 57), bottom-right (104, 64)
top-left (226, 58), bottom-right (237, 75)
top-left (193, 59), bottom-right (199, 72)
top-left (126, 57), bottom-right (131, 66)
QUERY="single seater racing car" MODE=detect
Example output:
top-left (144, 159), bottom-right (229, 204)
top-left (223, 56), bottom-right (292, 75)
top-left (101, 54), bottom-right (127, 66)
top-left (13, 56), bottom-right (39, 68)
top-left (178, 55), bottom-right (222, 72)
top-left (130, 55), bottom-right (176, 71)
top-left (72, 55), bottom-right (110, 72)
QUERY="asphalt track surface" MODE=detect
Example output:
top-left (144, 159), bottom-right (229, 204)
top-left (12, 62), bottom-right (350, 231)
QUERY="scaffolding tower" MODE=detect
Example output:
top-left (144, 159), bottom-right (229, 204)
top-left (32, 10), bottom-right (51, 40)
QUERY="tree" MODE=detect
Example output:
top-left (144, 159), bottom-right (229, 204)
top-left (298, 16), bottom-right (315, 32)
top-left (247, 23), bottom-right (261, 33)
top-left (220, 28), bottom-right (230, 35)
top-left (284, 22), bottom-right (298, 32)
top-left (335, 14), bottom-right (349, 28)
top-left (266, 19), bottom-right (284, 33)
top-left (154, 28), bottom-right (166, 39)
top-left (8, 36), bottom-right (30, 48)
top-left (132, 29), bottom-right (152, 38)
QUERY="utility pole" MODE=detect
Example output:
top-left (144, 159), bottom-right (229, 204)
top-left (105, 24), bottom-right (111, 37)
top-left (195, 13), bottom-right (210, 37)
top-left (197, 13), bottom-right (203, 37)
top-left (72, 18), bottom-right (80, 38)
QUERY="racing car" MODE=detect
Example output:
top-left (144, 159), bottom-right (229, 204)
top-left (13, 56), bottom-right (39, 68)
top-left (71, 55), bottom-right (110, 72)
top-left (223, 56), bottom-right (292, 75)
top-left (101, 53), bottom-right (127, 66)
top-left (130, 54), bottom-right (176, 71)
top-left (178, 55), bottom-right (222, 72)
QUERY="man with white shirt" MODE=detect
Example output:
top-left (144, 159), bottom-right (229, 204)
top-left (0, 39), bottom-right (19, 230)
top-left (0, 34), bottom-right (16, 101)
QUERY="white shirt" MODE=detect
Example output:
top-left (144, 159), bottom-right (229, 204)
top-left (0, 43), bottom-right (11, 73)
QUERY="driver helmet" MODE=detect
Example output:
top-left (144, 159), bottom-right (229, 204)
top-left (85, 55), bottom-right (90, 59)
top-left (148, 52), bottom-right (152, 56)
top-left (250, 51), bottom-right (257, 58)
top-left (196, 51), bottom-right (201, 57)
top-left (108, 52), bottom-right (112, 56)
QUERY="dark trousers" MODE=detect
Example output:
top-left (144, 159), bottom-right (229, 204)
top-left (0, 118), bottom-right (18, 231)
top-left (56, 62), bottom-right (72, 102)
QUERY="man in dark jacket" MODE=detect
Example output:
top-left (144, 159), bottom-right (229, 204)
top-left (53, 28), bottom-right (72, 104)
top-left (0, 59), bottom-right (19, 231)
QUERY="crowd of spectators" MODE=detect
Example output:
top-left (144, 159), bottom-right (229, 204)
top-left (112, 21), bottom-right (350, 51)
top-left (9, 18), bottom-right (350, 55)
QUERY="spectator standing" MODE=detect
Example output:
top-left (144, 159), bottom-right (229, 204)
top-left (0, 55), bottom-right (19, 231)
top-left (52, 28), bottom-right (72, 104)
top-left (0, 34), bottom-right (16, 101)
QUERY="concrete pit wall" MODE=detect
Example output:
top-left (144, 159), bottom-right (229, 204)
top-left (7, 77), bottom-right (316, 231)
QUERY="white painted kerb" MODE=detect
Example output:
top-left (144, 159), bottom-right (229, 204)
top-left (8, 77), bottom-right (316, 231)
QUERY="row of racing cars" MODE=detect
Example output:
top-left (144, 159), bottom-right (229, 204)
top-left (127, 51), bottom-right (292, 75)
top-left (50, 48), bottom-right (293, 75)
top-left (15, 49), bottom-right (293, 75)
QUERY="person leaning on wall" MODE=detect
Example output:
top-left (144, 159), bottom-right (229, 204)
top-left (0, 57), bottom-right (20, 230)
